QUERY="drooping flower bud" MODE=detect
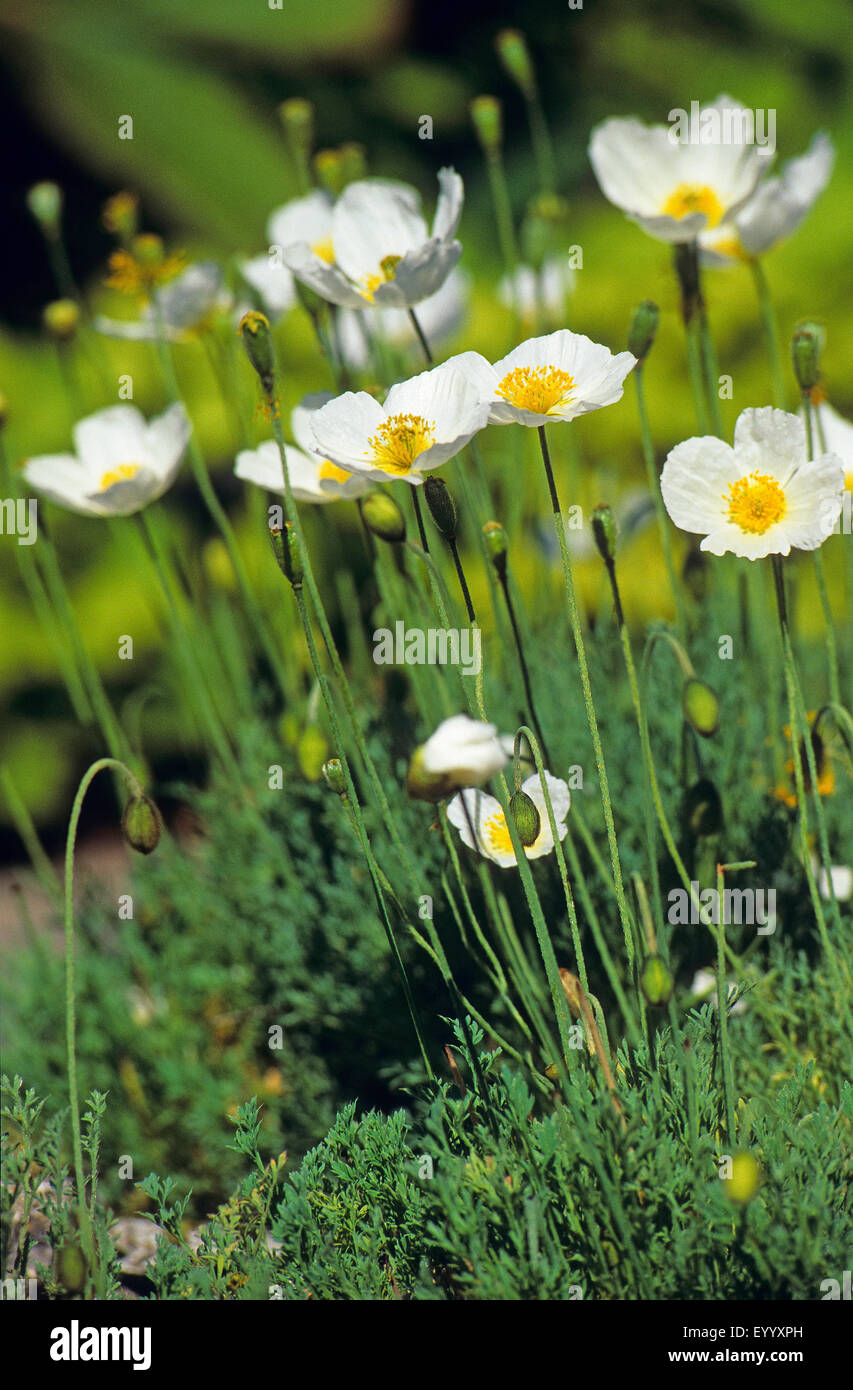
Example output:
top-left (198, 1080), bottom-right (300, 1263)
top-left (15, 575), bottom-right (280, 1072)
top-left (471, 96), bottom-right (503, 155)
top-left (322, 757), bottom-right (347, 796)
top-left (627, 300), bottom-right (660, 363)
top-left (591, 505), bottom-right (617, 563)
top-left (424, 476), bottom-right (457, 541)
top-left (791, 322), bottom-right (824, 393)
top-left (269, 521), bottom-right (302, 589)
top-left (640, 954), bottom-right (674, 1006)
top-left (682, 677), bottom-right (720, 737)
top-left (121, 794), bottom-right (162, 855)
top-left (239, 310), bottom-right (275, 392)
top-left (359, 491), bottom-right (406, 544)
top-left (482, 521), bottom-right (508, 579)
top-left (26, 181), bottom-right (63, 236)
top-left (495, 29), bottom-right (536, 98)
top-left (684, 777), bottom-right (724, 838)
top-left (43, 299), bottom-right (80, 343)
top-left (509, 789), bottom-right (540, 846)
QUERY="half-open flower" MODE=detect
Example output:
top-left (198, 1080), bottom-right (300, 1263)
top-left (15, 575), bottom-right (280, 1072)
top-left (589, 96), bottom-right (770, 244)
top-left (447, 772), bottom-right (570, 868)
top-left (451, 331), bottom-right (636, 428)
top-left (407, 714), bottom-right (508, 802)
top-left (235, 394), bottom-right (371, 503)
top-left (701, 133), bottom-right (835, 264)
top-left (661, 407), bottom-right (844, 560)
top-left (238, 254), bottom-right (296, 322)
top-left (282, 168), bottom-right (463, 309)
top-left (96, 262), bottom-right (230, 340)
top-left (308, 360), bottom-right (490, 487)
top-left (22, 404), bottom-right (191, 517)
top-left (335, 267), bottom-right (469, 371)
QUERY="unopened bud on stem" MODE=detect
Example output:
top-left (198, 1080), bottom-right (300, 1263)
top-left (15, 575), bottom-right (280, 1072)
top-left (591, 505), bottom-right (617, 564)
top-left (509, 789), bottom-right (540, 847)
top-left (424, 476), bottom-right (457, 541)
top-left (791, 321), bottom-right (824, 393)
top-left (121, 794), bottom-right (162, 855)
top-left (627, 300), bottom-right (660, 363)
top-left (482, 521), bottom-right (508, 580)
top-left (471, 96), bottom-right (503, 155)
top-left (359, 491), bottom-right (406, 544)
top-left (239, 311), bottom-right (275, 393)
top-left (269, 521), bottom-right (302, 589)
top-left (495, 29), bottom-right (536, 98)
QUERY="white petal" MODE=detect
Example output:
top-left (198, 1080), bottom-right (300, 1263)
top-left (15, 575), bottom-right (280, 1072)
top-left (21, 454), bottom-right (109, 516)
top-left (309, 391), bottom-right (387, 470)
top-left (291, 392), bottom-right (335, 455)
top-left (235, 440), bottom-right (286, 492)
top-left (283, 243), bottom-right (367, 308)
top-left (72, 406), bottom-right (150, 485)
top-left (733, 407), bottom-right (804, 481)
top-left (143, 403), bottom-right (192, 484)
top-left (661, 436), bottom-right (740, 533)
top-left (372, 238), bottom-right (462, 308)
top-left (333, 179), bottom-right (427, 286)
top-left (431, 166), bottom-right (464, 241)
top-left (267, 190), bottom-right (334, 253)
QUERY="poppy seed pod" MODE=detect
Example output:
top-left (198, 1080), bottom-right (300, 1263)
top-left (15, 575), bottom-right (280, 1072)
top-left (509, 789), bottom-right (541, 847)
top-left (682, 677), bottom-right (721, 737)
top-left (640, 953), bottom-right (674, 1007)
top-left (359, 491), bottom-right (406, 544)
top-left (424, 476), bottom-right (458, 541)
top-left (322, 758), bottom-right (347, 797)
top-left (121, 794), bottom-right (162, 855)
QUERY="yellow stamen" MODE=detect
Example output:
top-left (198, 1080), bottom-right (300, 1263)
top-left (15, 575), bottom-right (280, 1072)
top-left (844, 472), bottom-right (853, 494)
top-left (483, 811), bottom-right (515, 858)
top-left (100, 463), bottom-right (141, 491)
top-left (319, 460), bottom-right (352, 485)
top-left (360, 273), bottom-right (383, 303)
top-left (496, 365), bottom-right (576, 416)
top-left (380, 253), bottom-right (402, 281)
top-left (311, 239), bottom-right (335, 264)
top-left (709, 234), bottom-right (746, 261)
top-left (104, 247), bottom-right (186, 297)
top-left (662, 183), bottom-right (724, 228)
top-left (725, 471), bottom-right (786, 535)
top-left (367, 413), bottom-right (435, 475)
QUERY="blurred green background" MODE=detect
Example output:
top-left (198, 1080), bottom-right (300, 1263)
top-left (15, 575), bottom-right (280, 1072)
top-left (1, 0), bottom-right (852, 844)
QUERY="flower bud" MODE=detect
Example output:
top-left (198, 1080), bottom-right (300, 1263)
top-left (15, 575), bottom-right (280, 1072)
top-left (591, 505), bottom-right (617, 563)
top-left (495, 29), bottom-right (536, 98)
top-left (510, 789), bottom-right (540, 846)
top-left (322, 757), bottom-right (347, 796)
top-left (314, 148), bottom-right (345, 197)
top-left (682, 677), bottom-right (720, 737)
top-left (684, 777), bottom-right (724, 838)
top-left (269, 521), bottom-right (302, 589)
top-left (239, 310), bottom-right (275, 391)
top-left (102, 191), bottom-right (139, 242)
top-left (724, 1151), bottom-right (761, 1205)
top-left (131, 233), bottom-right (165, 269)
top-left (121, 794), bottom-right (162, 855)
top-left (791, 322), bottom-right (824, 393)
top-left (339, 142), bottom-right (367, 186)
top-left (482, 521), bottom-right (508, 579)
top-left (278, 98), bottom-right (314, 157)
top-left (627, 300), bottom-right (660, 363)
top-left (26, 181), bottom-right (62, 235)
top-left (43, 298), bottom-right (80, 343)
top-left (470, 96), bottom-right (503, 155)
top-left (359, 490), bottom-right (406, 544)
top-left (640, 953), bottom-right (674, 1006)
top-left (424, 476), bottom-right (457, 541)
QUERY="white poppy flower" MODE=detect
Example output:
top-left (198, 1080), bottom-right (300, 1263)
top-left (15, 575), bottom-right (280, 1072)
top-left (819, 864), bottom-right (853, 903)
top-left (335, 267), bottom-right (469, 371)
top-left (701, 133), bottom-right (834, 264)
top-left (238, 254), bottom-right (296, 322)
top-left (308, 360), bottom-right (490, 487)
top-left (96, 263), bottom-right (230, 340)
top-left (589, 96), bottom-right (769, 244)
top-left (407, 714), bottom-right (508, 802)
top-left (267, 189), bottom-right (335, 265)
top-left (809, 400), bottom-right (853, 496)
top-left (690, 969), bottom-right (747, 1016)
top-left (235, 394), bottom-right (371, 503)
top-left (282, 168), bottom-right (463, 309)
top-left (661, 407), bottom-right (844, 560)
top-left (447, 772), bottom-right (571, 868)
top-left (450, 331), bottom-right (636, 428)
top-left (22, 404), bottom-right (191, 517)
top-left (497, 257), bottom-right (576, 327)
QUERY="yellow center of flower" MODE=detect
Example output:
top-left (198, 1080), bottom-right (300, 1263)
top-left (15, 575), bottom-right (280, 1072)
top-left (104, 246), bottom-right (186, 297)
top-left (99, 463), bottom-right (141, 491)
top-left (710, 234), bottom-right (747, 261)
top-left (318, 460), bottom-right (352, 484)
top-left (483, 811), bottom-right (515, 858)
top-left (311, 239), bottom-right (335, 264)
top-left (367, 413), bottom-right (435, 474)
top-left (725, 471), bottom-right (787, 534)
top-left (662, 184), bottom-right (724, 228)
top-left (496, 365), bottom-right (576, 416)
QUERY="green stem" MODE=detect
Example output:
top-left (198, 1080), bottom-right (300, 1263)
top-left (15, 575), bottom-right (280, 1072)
top-left (749, 259), bottom-right (787, 410)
